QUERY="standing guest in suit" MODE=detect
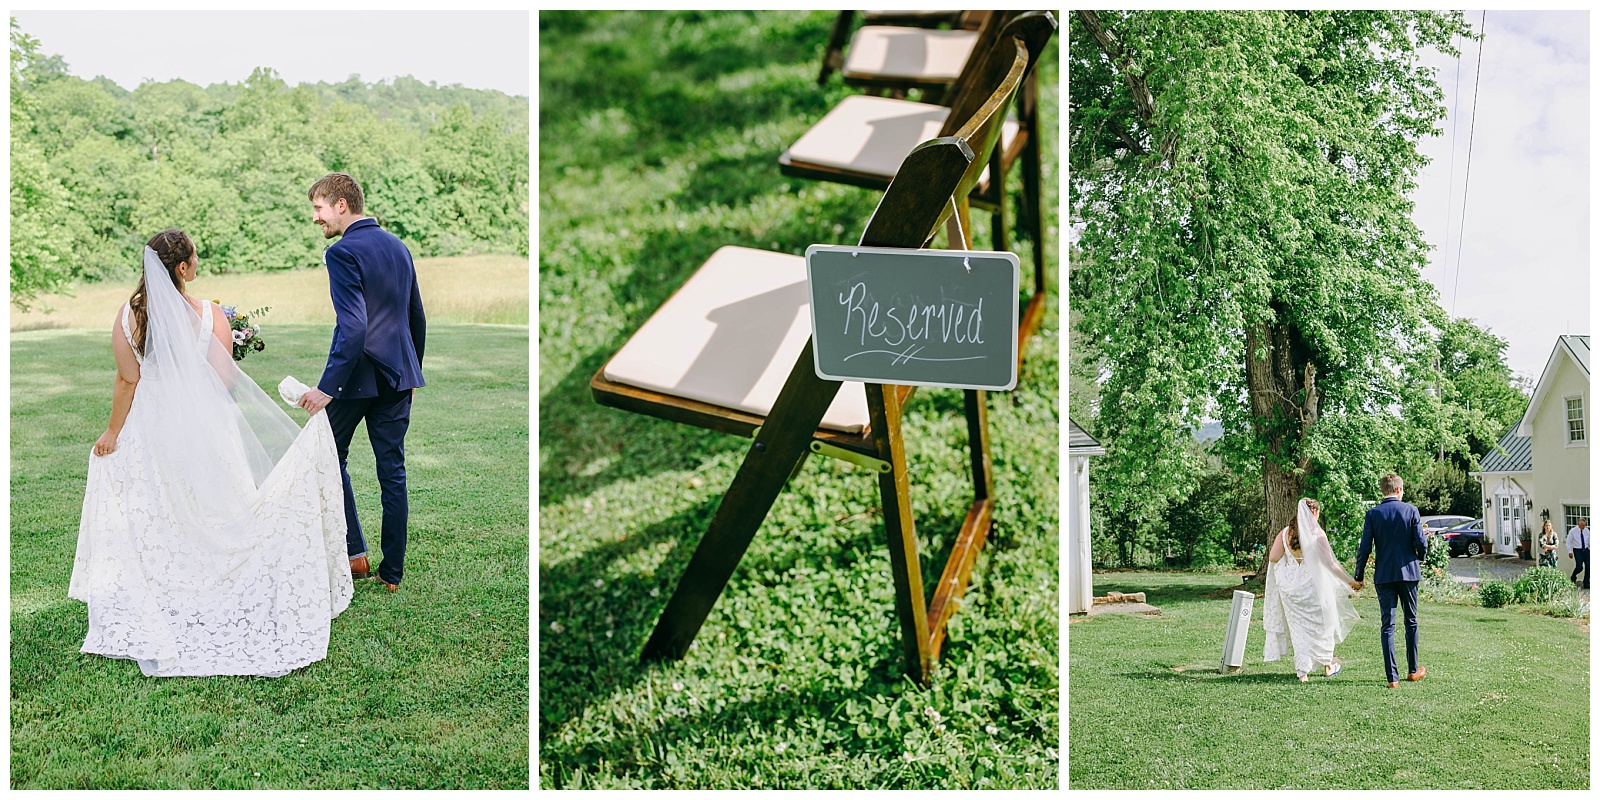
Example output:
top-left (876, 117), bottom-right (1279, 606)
top-left (1355, 473), bottom-right (1428, 689)
top-left (1567, 517), bottom-right (1589, 589)
top-left (298, 173), bottom-right (427, 592)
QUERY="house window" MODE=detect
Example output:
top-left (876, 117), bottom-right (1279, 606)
top-left (1565, 394), bottom-right (1585, 444)
top-left (1564, 505), bottom-right (1589, 532)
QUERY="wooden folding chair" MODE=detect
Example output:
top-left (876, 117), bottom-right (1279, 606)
top-left (592, 11), bottom-right (1056, 683)
top-left (786, 12), bottom-right (1053, 374)
top-left (817, 10), bottom-right (990, 99)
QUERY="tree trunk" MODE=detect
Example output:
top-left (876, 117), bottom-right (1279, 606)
top-left (1245, 303), bottom-right (1320, 552)
top-left (1116, 512), bottom-right (1132, 567)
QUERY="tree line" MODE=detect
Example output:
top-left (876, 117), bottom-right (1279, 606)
top-left (1068, 10), bottom-right (1531, 568)
top-left (10, 19), bottom-right (529, 307)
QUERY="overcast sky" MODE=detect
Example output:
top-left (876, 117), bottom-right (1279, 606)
top-left (1410, 10), bottom-right (1589, 383)
top-left (11, 11), bottom-right (528, 97)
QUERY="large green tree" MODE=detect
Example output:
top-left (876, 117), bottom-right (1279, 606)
top-left (9, 18), bottom-right (529, 306)
top-left (10, 18), bottom-right (78, 306)
top-left (1070, 10), bottom-right (1478, 547)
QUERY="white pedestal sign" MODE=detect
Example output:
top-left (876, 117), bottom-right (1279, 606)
top-left (1219, 590), bottom-right (1254, 674)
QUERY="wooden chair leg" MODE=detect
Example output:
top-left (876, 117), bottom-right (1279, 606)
top-left (1020, 72), bottom-right (1045, 287)
top-left (926, 390), bottom-right (995, 659)
top-left (964, 390), bottom-right (994, 501)
top-left (866, 382), bottom-right (932, 684)
top-left (818, 11), bottom-right (856, 86)
top-left (926, 500), bottom-right (993, 658)
top-left (989, 148), bottom-right (1008, 253)
top-left (1014, 73), bottom-right (1046, 367)
top-left (642, 342), bottom-right (843, 661)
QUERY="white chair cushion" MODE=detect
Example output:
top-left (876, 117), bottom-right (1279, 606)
top-left (863, 10), bottom-right (955, 20)
top-left (843, 27), bottom-right (977, 82)
top-left (785, 94), bottom-right (1019, 182)
top-left (602, 246), bottom-right (870, 434)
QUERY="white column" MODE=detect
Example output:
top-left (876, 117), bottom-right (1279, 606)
top-left (1069, 455), bottom-right (1094, 614)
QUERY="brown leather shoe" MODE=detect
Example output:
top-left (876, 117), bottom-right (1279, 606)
top-left (1387, 681), bottom-right (1399, 689)
top-left (378, 579), bottom-right (398, 593)
top-left (350, 555), bottom-right (371, 579)
top-left (1407, 666), bottom-right (1426, 682)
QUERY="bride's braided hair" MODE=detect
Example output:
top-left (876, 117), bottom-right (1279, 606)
top-left (128, 229), bottom-right (195, 357)
top-left (1287, 499), bottom-right (1321, 552)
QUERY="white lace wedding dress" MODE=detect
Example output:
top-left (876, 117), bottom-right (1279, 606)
top-left (1263, 542), bottom-right (1338, 674)
top-left (1263, 501), bottom-right (1359, 676)
top-left (68, 261), bottom-right (353, 677)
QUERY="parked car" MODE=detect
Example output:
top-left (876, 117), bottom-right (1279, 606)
top-left (1438, 518), bottom-right (1488, 557)
top-left (1420, 514), bottom-right (1474, 533)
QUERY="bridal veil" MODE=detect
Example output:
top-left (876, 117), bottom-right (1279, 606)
top-left (68, 246), bottom-right (352, 677)
top-left (1294, 497), bottom-right (1360, 645)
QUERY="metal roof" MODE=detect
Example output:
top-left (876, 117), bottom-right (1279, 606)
top-left (1069, 419), bottom-right (1105, 455)
top-left (1564, 334), bottom-right (1590, 376)
top-left (1478, 424), bottom-right (1533, 474)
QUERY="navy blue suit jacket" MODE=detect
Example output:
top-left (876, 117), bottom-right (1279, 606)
top-left (1356, 496), bottom-right (1427, 584)
top-left (317, 218), bottom-right (426, 398)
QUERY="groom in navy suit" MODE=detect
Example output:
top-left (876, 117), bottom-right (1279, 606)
top-left (299, 173), bottom-right (426, 592)
top-left (1354, 472), bottom-right (1428, 688)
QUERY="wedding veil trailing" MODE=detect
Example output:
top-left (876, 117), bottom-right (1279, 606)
top-left (67, 246), bottom-right (351, 676)
top-left (1294, 497), bottom-right (1360, 644)
top-left (136, 245), bottom-right (302, 518)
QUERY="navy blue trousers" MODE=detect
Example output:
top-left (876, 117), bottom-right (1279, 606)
top-left (1573, 547), bottom-right (1590, 589)
top-left (1375, 580), bottom-right (1420, 684)
top-left (326, 378), bottom-right (412, 586)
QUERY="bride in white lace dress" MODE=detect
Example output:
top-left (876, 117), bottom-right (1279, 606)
top-left (1263, 498), bottom-right (1361, 682)
top-left (68, 229), bottom-right (353, 677)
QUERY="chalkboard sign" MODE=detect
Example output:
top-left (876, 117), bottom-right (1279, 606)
top-left (806, 244), bottom-right (1019, 391)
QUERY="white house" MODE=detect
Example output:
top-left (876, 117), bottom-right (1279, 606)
top-left (1472, 335), bottom-right (1589, 573)
top-left (1069, 419), bottom-right (1104, 615)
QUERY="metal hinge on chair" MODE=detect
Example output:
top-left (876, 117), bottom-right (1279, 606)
top-left (810, 439), bottom-right (891, 473)
top-left (751, 427), bottom-right (891, 473)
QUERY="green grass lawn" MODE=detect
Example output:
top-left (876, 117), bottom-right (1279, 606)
top-left (1069, 572), bottom-right (1589, 790)
top-left (539, 10), bottom-right (1059, 789)
top-left (11, 323), bottom-right (529, 789)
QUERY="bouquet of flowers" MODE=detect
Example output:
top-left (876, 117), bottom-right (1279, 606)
top-left (216, 301), bottom-right (270, 361)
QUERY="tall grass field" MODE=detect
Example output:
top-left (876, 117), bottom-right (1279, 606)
top-left (540, 11), bottom-right (1059, 788)
top-left (12, 253), bottom-right (529, 330)
top-left (10, 261), bottom-right (529, 788)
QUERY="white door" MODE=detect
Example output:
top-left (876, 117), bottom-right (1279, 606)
top-left (1496, 496), bottom-right (1521, 555)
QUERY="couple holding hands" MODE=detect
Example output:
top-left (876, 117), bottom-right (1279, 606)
top-left (1263, 473), bottom-right (1427, 687)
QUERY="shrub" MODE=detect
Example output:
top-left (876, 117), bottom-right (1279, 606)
top-left (1540, 592), bottom-right (1590, 620)
top-left (1420, 533), bottom-right (1457, 594)
top-left (1422, 532), bottom-right (1450, 575)
top-left (1237, 544), bottom-right (1265, 576)
top-left (1421, 576), bottom-right (1473, 605)
top-left (1188, 536), bottom-right (1233, 571)
top-left (1513, 565), bottom-right (1573, 605)
top-left (1479, 580), bottom-right (1513, 608)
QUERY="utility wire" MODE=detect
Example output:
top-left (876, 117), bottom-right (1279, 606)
top-left (1442, 36), bottom-right (1463, 291)
top-left (1451, 10), bottom-right (1487, 316)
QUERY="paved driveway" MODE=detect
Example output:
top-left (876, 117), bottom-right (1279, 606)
top-left (1447, 554), bottom-right (1591, 601)
top-left (1446, 554), bottom-right (1537, 587)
